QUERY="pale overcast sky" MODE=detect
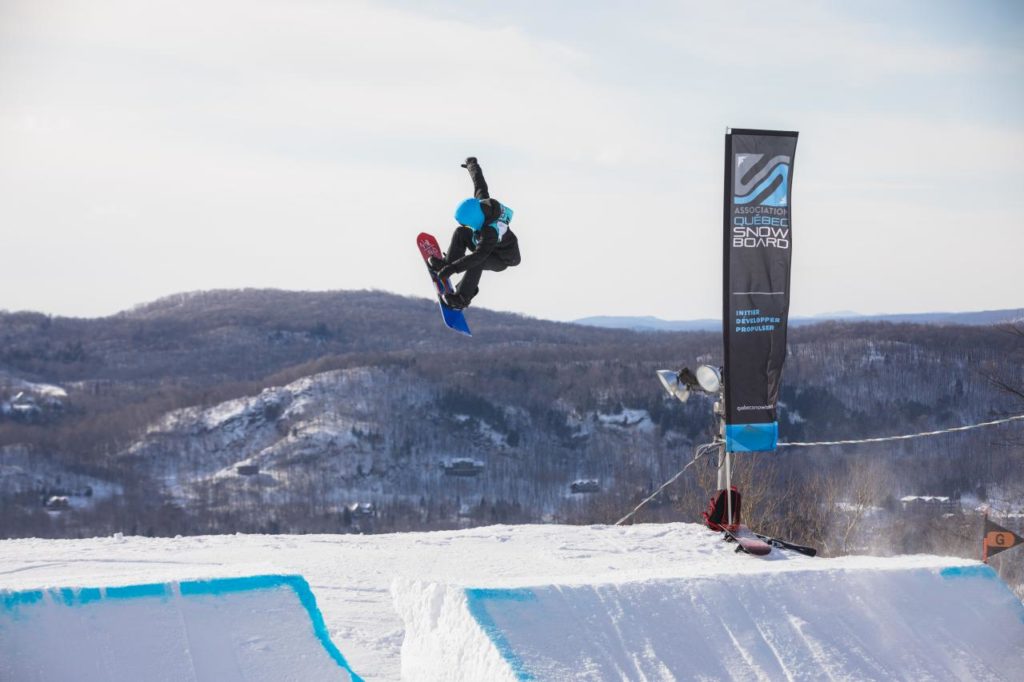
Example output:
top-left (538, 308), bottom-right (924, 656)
top-left (1, 1), bottom-right (1022, 321)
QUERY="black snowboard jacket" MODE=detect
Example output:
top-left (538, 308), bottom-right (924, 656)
top-left (449, 160), bottom-right (520, 273)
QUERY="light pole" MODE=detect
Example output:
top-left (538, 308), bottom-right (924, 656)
top-left (656, 365), bottom-right (737, 529)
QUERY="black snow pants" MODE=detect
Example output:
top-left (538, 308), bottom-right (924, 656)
top-left (446, 226), bottom-right (520, 301)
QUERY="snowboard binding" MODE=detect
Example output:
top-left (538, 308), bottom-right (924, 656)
top-left (443, 292), bottom-right (470, 310)
top-left (427, 255), bottom-right (448, 274)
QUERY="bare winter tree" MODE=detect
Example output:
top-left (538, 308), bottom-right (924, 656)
top-left (834, 456), bottom-right (888, 554)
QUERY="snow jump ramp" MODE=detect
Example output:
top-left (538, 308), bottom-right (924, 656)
top-left (395, 562), bottom-right (1024, 681)
top-left (0, 574), bottom-right (362, 682)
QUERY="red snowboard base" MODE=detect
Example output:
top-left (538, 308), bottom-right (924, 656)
top-left (416, 232), bottom-right (471, 337)
top-left (723, 525), bottom-right (772, 556)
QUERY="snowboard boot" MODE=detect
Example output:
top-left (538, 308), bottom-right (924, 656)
top-left (427, 256), bottom-right (448, 273)
top-left (443, 292), bottom-right (470, 310)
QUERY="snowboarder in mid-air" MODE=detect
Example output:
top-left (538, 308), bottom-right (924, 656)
top-left (429, 157), bottom-right (521, 310)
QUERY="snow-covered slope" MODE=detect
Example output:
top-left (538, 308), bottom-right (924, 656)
top-left (1, 575), bottom-right (359, 682)
top-left (114, 367), bottom-right (659, 522)
top-left (123, 367), bottom-right (438, 506)
top-left (3, 523), bottom-right (1022, 681)
top-left (395, 566), bottom-right (1024, 680)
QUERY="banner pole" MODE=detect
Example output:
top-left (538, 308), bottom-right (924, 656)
top-left (982, 512), bottom-right (989, 564)
top-left (725, 449), bottom-right (733, 526)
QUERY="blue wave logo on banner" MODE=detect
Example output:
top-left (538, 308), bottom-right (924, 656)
top-left (734, 154), bottom-right (791, 207)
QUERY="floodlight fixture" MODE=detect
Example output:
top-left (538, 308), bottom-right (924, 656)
top-left (657, 365), bottom-right (723, 404)
top-left (656, 370), bottom-right (691, 403)
top-left (695, 365), bottom-right (722, 394)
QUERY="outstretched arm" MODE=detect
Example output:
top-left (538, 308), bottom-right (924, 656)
top-left (462, 157), bottom-right (489, 200)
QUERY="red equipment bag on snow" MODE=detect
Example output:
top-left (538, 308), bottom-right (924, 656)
top-left (703, 486), bottom-right (741, 532)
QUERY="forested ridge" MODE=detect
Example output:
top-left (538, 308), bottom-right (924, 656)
top-left (2, 289), bottom-right (1022, 592)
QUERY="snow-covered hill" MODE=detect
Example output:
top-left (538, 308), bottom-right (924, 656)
top-left (3, 524), bottom-right (1023, 680)
top-left (115, 367), bottom-right (664, 525)
top-left (4, 292), bottom-right (1023, 542)
top-left (124, 367), bottom-right (436, 505)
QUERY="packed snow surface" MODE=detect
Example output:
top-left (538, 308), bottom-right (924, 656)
top-left (1, 575), bottom-right (358, 681)
top-left (2, 523), bottom-right (1023, 681)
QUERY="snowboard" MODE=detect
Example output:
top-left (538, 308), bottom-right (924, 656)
top-left (722, 525), bottom-right (772, 556)
top-left (753, 532), bottom-right (817, 557)
top-left (416, 232), bottom-right (472, 337)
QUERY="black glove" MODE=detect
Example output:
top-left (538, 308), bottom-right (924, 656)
top-left (436, 265), bottom-right (456, 281)
top-left (460, 157), bottom-right (477, 168)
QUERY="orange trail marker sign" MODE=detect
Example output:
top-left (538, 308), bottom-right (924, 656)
top-left (983, 515), bottom-right (1024, 563)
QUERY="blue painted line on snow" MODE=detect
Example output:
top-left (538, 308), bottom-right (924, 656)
top-left (940, 564), bottom-right (1024, 624)
top-left (179, 574), bottom-right (289, 597)
top-left (106, 582), bottom-right (169, 600)
top-left (1, 589), bottom-right (43, 621)
top-left (1, 574), bottom-right (363, 681)
top-left (180, 574), bottom-right (363, 681)
top-left (465, 587), bottom-right (538, 681)
top-left (54, 586), bottom-right (103, 607)
top-left (940, 564), bottom-right (997, 580)
top-left (78, 587), bottom-right (103, 605)
top-left (281, 575), bottom-right (366, 682)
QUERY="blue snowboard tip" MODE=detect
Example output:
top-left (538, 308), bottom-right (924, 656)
top-left (440, 303), bottom-right (472, 336)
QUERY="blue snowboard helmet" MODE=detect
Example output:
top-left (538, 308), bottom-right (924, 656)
top-left (455, 198), bottom-right (485, 230)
